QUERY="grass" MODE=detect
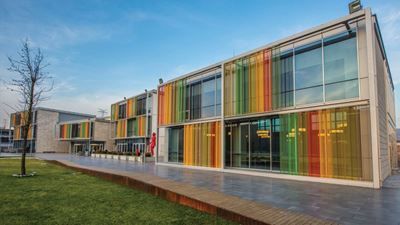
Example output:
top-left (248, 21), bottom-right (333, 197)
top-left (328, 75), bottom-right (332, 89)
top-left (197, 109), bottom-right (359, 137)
top-left (0, 159), bottom-right (236, 225)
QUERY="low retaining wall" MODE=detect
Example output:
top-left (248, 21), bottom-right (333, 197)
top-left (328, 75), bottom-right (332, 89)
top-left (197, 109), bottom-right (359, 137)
top-left (91, 154), bottom-right (155, 163)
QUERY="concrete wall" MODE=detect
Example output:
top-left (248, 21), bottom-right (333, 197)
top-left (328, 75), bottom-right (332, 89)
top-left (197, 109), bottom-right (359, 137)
top-left (93, 121), bottom-right (112, 151)
top-left (372, 17), bottom-right (396, 181)
top-left (35, 110), bottom-right (69, 153)
top-left (157, 127), bottom-right (167, 163)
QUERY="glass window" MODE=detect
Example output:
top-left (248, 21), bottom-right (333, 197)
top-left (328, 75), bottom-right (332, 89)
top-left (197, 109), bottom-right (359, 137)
top-left (186, 71), bottom-right (221, 120)
top-left (127, 118), bottom-right (135, 137)
top-left (190, 82), bottom-right (201, 120)
top-left (272, 49), bottom-right (294, 109)
top-left (15, 114), bottom-right (21, 126)
top-left (296, 86), bottom-right (323, 105)
top-left (216, 75), bottom-right (222, 116)
top-left (185, 85), bottom-right (191, 120)
top-left (325, 79), bottom-right (358, 101)
top-left (295, 41), bottom-right (323, 89)
top-left (136, 97), bottom-right (146, 115)
top-left (324, 30), bottom-right (358, 84)
top-left (118, 104), bottom-right (126, 119)
top-left (71, 124), bottom-right (80, 138)
top-left (201, 77), bottom-right (216, 118)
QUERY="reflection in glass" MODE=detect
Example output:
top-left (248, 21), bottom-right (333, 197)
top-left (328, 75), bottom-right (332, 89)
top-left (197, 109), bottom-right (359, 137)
top-left (324, 30), bottom-right (358, 84)
top-left (225, 125), bottom-right (232, 167)
top-left (240, 124), bottom-right (249, 168)
top-left (295, 41), bottom-right (323, 89)
top-left (325, 79), bottom-right (358, 101)
top-left (201, 78), bottom-right (216, 118)
top-left (216, 76), bottom-right (222, 116)
top-left (250, 120), bottom-right (271, 169)
top-left (296, 86), bottom-right (323, 105)
top-left (190, 82), bottom-right (201, 120)
top-left (168, 127), bottom-right (184, 163)
top-left (271, 117), bottom-right (281, 171)
top-left (272, 48), bottom-right (294, 109)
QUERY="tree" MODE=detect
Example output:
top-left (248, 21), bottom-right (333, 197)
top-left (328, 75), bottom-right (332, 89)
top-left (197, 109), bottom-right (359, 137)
top-left (7, 40), bottom-right (53, 176)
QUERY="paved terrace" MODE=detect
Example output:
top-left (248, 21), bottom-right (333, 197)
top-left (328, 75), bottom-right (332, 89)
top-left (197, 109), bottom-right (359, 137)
top-left (27, 154), bottom-right (400, 225)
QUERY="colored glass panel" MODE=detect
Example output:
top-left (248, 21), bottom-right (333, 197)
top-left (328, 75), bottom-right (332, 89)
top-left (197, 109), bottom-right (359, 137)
top-left (224, 50), bottom-right (272, 117)
top-left (224, 106), bottom-right (372, 181)
top-left (59, 122), bottom-right (91, 139)
top-left (158, 70), bottom-right (221, 126)
top-left (111, 104), bottom-right (119, 121)
top-left (116, 120), bottom-right (127, 138)
top-left (183, 121), bottom-right (221, 168)
top-left (158, 80), bottom-right (186, 126)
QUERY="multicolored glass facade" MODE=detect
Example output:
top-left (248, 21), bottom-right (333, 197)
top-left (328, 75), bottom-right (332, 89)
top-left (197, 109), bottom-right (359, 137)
top-left (11, 111), bottom-right (35, 140)
top-left (158, 80), bottom-right (186, 126)
top-left (158, 68), bottom-right (221, 126)
top-left (156, 13), bottom-right (397, 187)
top-left (111, 93), bottom-right (150, 140)
top-left (225, 106), bottom-right (372, 181)
top-left (116, 119), bottom-right (127, 138)
top-left (224, 29), bottom-right (359, 117)
top-left (59, 121), bottom-right (91, 139)
top-left (183, 121), bottom-right (221, 168)
top-left (13, 126), bottom-right (33, 140)
top-left (127, 116), bottom-right (146, 137)
top-left (224, 51), bottom-right (272, 116)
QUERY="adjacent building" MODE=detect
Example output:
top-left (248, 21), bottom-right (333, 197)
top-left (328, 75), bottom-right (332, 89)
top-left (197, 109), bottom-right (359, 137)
top-left (156, 9), bottom-right (396, 188)
top-left (57, 118), bottom-right (112, 154)
top-left (0, 128), bottom-right (13, 152)
top-left (110, 90), bottom-right (157, 153)
top-left (10, 107), bottom-right (94, 153)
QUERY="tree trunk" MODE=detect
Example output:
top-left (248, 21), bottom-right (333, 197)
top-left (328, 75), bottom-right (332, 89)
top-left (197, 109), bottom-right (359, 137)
top-left (21, 117), bottom-right (30, 176)
top-left (21, 91), bottom-right (34, 176)
top-left (21, 142), bottom-right (26, 175)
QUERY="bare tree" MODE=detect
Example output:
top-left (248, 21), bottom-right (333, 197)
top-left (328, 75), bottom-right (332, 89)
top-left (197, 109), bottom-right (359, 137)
top-left (7, 40), bottom-right (53, 176)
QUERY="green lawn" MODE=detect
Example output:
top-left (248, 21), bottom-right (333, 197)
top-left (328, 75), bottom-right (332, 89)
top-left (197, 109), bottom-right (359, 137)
top-left (0, 159), bottom-right (236, 225)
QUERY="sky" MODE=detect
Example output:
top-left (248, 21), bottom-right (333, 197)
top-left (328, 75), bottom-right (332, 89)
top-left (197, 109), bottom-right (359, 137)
top-left (0, 0), bottom-right (399, 128)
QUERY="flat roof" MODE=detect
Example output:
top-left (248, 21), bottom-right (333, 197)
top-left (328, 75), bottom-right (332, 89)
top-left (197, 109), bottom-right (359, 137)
top-left (159, 9), bottom-right (369, 86)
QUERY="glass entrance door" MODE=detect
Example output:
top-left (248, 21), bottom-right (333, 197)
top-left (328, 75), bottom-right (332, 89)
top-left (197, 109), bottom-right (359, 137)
top-left (168, 127), bottom-right (183, 163)
top-left (250, 119), bottom-right (271, 170)
top-left (231, 122), bottom-right (249, 168)
top-left (226, 117), bottom-right (279, 171)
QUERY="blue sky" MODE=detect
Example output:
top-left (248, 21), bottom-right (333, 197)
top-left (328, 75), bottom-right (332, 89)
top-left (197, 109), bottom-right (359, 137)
top-left (0, 0), bottom-right (399, 127)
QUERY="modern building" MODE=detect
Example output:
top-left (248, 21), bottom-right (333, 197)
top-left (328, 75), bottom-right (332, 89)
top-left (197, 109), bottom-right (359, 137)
top-left (396, 129), bottom-right (400, 169)
top-left (10, 107), bottom-right (94, 153)
top-left (156, 8), bottom-right (396, 188)
top-left (110, 90), bottom-right (157, 154)
top-left (0, 128), bottom-right (13, 152)
top-left (57, 118), bottom-right (112, 154)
